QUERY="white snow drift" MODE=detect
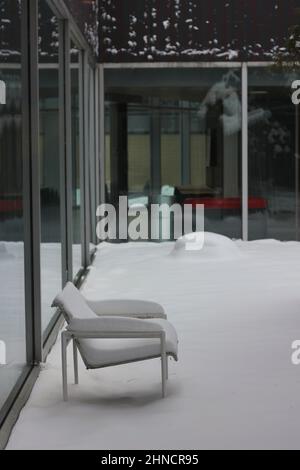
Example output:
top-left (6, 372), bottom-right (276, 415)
top-left (171, 232), bottom-right (243, 260)
top-left (6, 236), bottom-right (300, 450)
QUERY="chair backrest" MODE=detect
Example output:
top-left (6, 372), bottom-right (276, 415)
top-left (52, 282), bottom-right (96, 323)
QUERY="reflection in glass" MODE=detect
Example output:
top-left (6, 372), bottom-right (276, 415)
top-left (0, 0), bottom-right (27, 411)
top-left (39, 1), bottom-right (62, 333)
top-left (248, 68), bottom-right (297, 240)
top-left (105, 68), bottom-right (242, 239)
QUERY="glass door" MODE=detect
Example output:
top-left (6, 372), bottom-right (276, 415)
top-left (0, 0), bottom-right (27, 413)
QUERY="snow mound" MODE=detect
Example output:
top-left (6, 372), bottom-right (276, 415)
top-left (170, 232), bottom-right (242, 261)
top-left (0, 242), bottom-right (14, 260)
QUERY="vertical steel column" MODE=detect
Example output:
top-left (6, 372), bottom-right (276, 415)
top-left (98, 64), bottom-right (106, 204)
top-left (181, 101), bottom-right (191, 185)
top-left (59, 20), bottom-right (68, 285)
top-left (22, 0), bottom-right (42, 363)
top-left (242, 63), bottom-right (249, 241)
top-left (59, 20), bottom-right (73, 282)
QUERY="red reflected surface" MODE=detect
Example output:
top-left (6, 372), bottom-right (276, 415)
top-left (184, 197), bottom-right (267, 210)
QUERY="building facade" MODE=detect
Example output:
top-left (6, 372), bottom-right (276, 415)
top-left (102, 0), bottom-right (300, 241)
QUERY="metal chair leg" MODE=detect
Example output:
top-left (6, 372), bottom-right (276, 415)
top-left (73, 340), bottom-right (79, 385)
top-left (62, 332), bottom-right (68, 401)
top-left (161, 333), bottom-right (167, 398)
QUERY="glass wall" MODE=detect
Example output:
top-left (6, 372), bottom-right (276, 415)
top-left (248, 67), bottom-right (298, 241)
top-left (0, 0), bottom-right (99, 444)
top-left (70, 42), bottom-right (83, 277)
top-left (161, 102), bottom-right (181, 188)
top-left (38, 1), bottom-right (62, 334)
top-left (0, 0), bottom-right (27, 412)
top-left (105, 68), bottom-right (242, 239)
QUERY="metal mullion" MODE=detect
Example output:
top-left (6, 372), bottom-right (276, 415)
top-left (89, 68), bottom-right (97, 246)
top-left (58, 20), bottom-right (68, 287)
top-left (95, 67), bottom-right (100, 213)
top-left (22, 0), bottom-right (42, 365)
top-left (22, 0), bottom-right (34, 365)
top-left (242, 62), bottom-right (249, 241)
top-left (64, 21), bottom-right (73, 281)
top-left (59, 20), bottom-right (73, 284)
top-left (81, 50), bottom-right (90, 268)
top-left (99, 64), bottom-right (106, 204)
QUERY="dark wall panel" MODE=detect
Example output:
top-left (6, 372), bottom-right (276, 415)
top-left (99, 0), bottom-right (300, 62)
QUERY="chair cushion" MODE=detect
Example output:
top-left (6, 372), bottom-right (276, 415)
top-left (67, 315), bottom-right (165, 334)
top-left (52, 282), bottom-right (96, 323)
top-left (86, 299), bottom-right (167, 319)
top-left (77, 319), bottom-right (178, 368)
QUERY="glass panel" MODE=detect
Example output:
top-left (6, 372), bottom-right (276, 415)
top-left (38, 1), bottom-right (62, 334)
top-left (70, 42), bottom-right (82, 277)
top-left (89, 66), bottom-right (96, 250)
top-left (248, 68), bottom-right (297, 240)
top-left (0, 0), bottom-right (27, 410)
top-left (105, 68), bottom-right (242, 240)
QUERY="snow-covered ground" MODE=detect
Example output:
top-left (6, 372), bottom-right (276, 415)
top-left (6, 238), bottom-right (300, 450)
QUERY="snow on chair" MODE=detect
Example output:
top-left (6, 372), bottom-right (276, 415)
top-left (52, 283), bottom-right (178, 401)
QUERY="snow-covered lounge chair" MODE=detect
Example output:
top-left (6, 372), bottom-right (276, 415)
top-left (52, 283), bottom-right (178, 401)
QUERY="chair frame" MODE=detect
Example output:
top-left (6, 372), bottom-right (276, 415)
top-left (61, 329), bottom-right (169, 401)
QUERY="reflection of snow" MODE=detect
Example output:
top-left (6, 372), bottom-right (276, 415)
top-left (268, 122), bottom-right (291, 156)
top-left (172, 232), bottom-right (243, 260)
top-left (198, 71), bottom-right (241, 135)
top-left (198, 71), bottom-right (272, 136)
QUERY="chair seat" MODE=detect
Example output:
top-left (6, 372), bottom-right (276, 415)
top-left (77, 319), bottom-right (178, 368)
